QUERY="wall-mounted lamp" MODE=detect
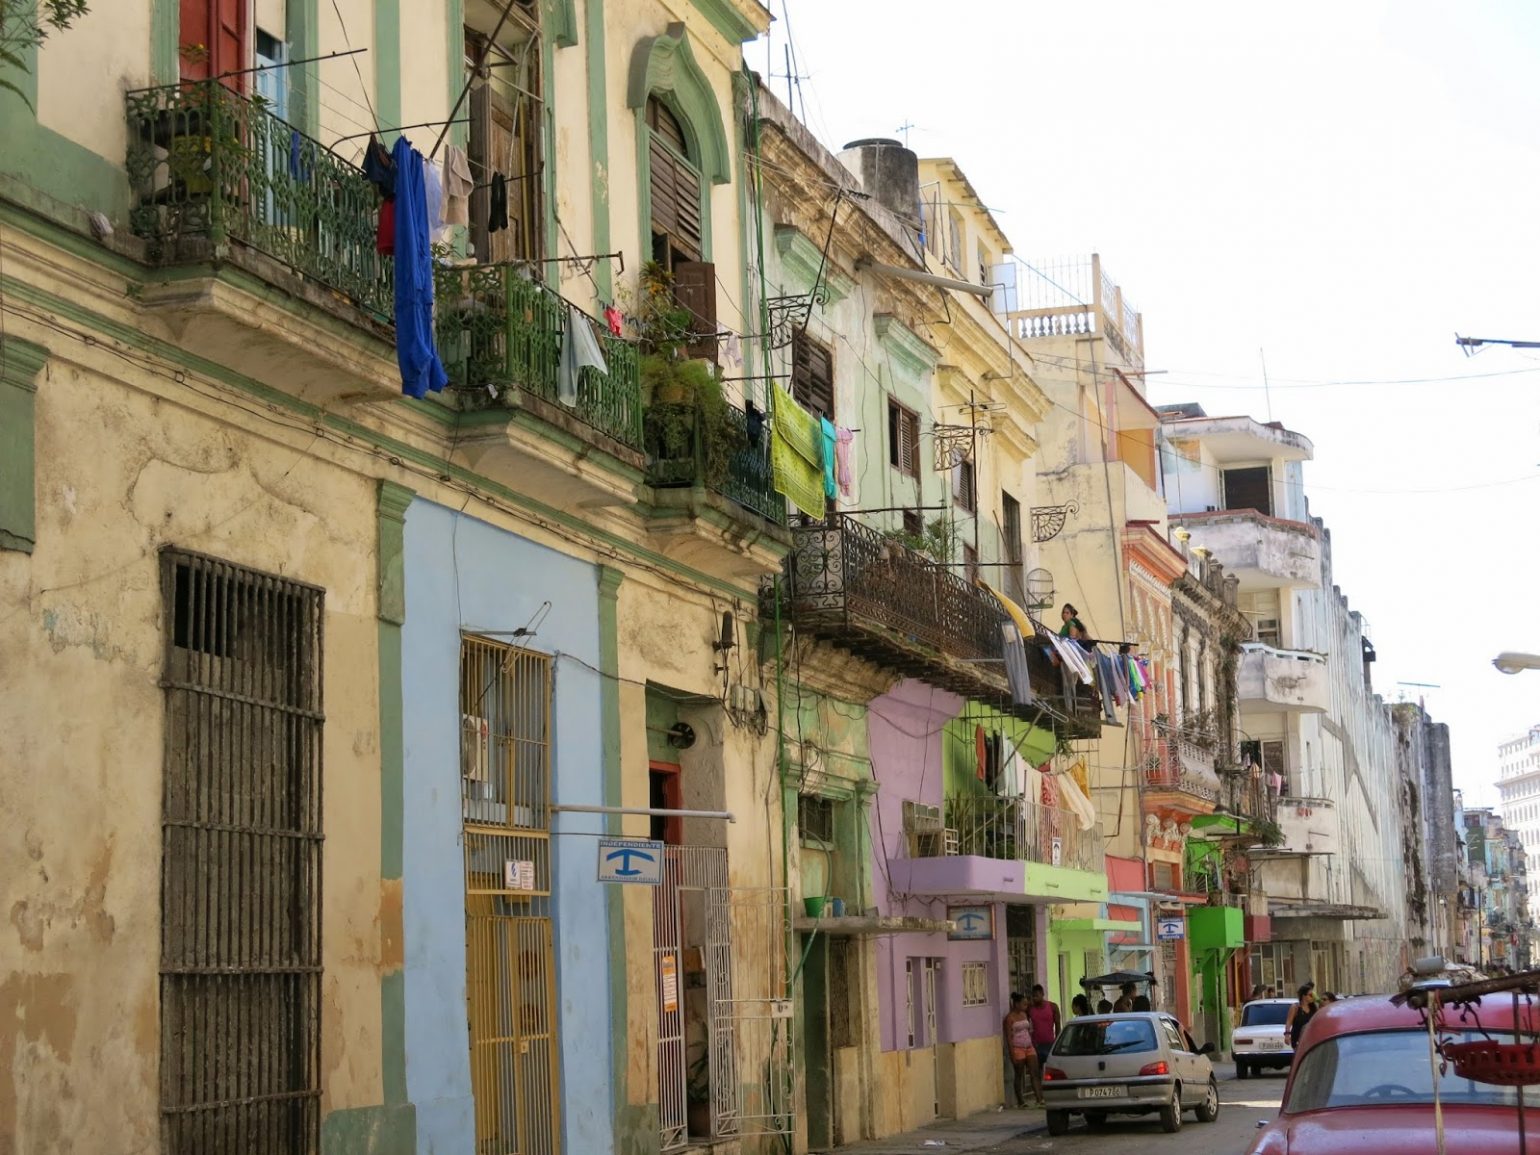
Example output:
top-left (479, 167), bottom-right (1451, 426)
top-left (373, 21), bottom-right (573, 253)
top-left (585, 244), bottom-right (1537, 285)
top-left (1174, 528), bottom-right (1192, 542)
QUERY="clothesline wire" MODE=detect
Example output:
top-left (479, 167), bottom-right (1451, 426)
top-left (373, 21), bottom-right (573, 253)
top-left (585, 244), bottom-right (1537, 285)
top-left (326, 0), bottom-right (380, 134)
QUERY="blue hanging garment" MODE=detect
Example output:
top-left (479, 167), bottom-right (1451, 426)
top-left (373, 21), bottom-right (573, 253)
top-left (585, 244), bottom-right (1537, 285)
top-left (392, 137), bottom-right (448, 399)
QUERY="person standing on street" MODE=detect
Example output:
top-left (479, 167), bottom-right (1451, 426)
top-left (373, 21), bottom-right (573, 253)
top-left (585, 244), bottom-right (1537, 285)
top-left (1285, 984), bottom-right (1319, 1049)
top-left (1003, 993), bottom-right (1036, 1108)
top-left (1027, 984), bottom-right (1062, 1106)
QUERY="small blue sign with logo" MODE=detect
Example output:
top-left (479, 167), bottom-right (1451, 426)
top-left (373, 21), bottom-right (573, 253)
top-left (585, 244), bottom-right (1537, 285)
top-left (597, 838), bottom-right (664, 885)
top-left (948, 905), bottom-right (994, 941)
top-left (1157, 916), bottom-right (1185, 941)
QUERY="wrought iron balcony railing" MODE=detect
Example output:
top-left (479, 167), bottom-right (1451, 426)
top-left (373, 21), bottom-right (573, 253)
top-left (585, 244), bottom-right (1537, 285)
top-left (1145, 721), bottom-right (1222, 803)
top-left (645, 401), bottom-right (786, 525)
top-left (435, 264), bottom-right (643, 449)
top-left (126, 80), bottom-right (391, 318)
top-left (777, 513), bottom-right (1102, 731)
top-left (943, 793), bottom-right (1104, 874)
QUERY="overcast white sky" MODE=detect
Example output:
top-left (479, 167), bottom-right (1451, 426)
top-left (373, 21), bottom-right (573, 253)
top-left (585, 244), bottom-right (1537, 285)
top-left (759, 0), bottom-right (1540, 808)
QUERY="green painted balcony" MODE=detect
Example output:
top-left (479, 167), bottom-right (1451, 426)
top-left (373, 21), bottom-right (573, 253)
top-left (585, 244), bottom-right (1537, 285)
top-left (434, 264), bottom-right (644, 452)
top-left (125, 80), bottom-right (398, 403)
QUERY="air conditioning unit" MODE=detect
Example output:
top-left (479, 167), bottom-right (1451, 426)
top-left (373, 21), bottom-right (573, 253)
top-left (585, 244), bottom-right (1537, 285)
top-left (903, 800), bottom-right (943, 834)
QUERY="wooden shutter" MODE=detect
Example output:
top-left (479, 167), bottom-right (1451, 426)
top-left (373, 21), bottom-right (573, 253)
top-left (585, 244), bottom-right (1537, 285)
top-left (792, 332), bottom-right (834, 420)
top-left (647, 100), bottom-right (703, 257)
top-left (952, 459), bottom-right (975, 511)
top-left (468, 80), bottom-right (492, 261)
top-left (672, 260), bottom-right (717, 363)
top-left (180, 0), bottom-right (248, 86)
top-left (889, 400), bottom-right (918, 478)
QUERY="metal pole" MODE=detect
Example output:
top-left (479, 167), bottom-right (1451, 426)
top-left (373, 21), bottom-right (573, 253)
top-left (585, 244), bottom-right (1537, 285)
top-left (550, 803), bottom-right (737, 824)
top-left (432, 0), bottom-right (519, 160)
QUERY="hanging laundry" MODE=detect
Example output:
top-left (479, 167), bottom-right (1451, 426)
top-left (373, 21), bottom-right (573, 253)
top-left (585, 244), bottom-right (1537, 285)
top-left (443, 144), bottom-right (473, 225)
top-left (1125, 654), bottom-right (1145, 698)
top-left (288, 130), bottom-right (308, 182)
top-left (1047, 631), bottom-right (1094, 685)
top-left (999, 741), bottom-right (1023, 799)
top-left (558, 305), bottom-right (608, 406)
top-left (391, 136), bottom-right (448, 399)
top-left (770, 384), bottom-right (825, 518)
top-left (1001, 622), bottom-right (1034, 707)
top-left (489, 173), bottom-right (509, 233)
top-left (835, 427), bottom-right (855, 497)
top-left (819, 417), bottom-right (838, 501)
top-left (362, 134), bottom-right (395, 199)
top-left (376, 198), bottom-right (396, 255)
top-left (423, 158), bottom-right (445, 240)
top-left (744, 399), bottom-right (765, 447)
top-left (723, 332), bottom-right (743, 371)
top-left (604, 305), bottom-right (624, 337)
top-left (1094, 652), bottom-right (1121, 723)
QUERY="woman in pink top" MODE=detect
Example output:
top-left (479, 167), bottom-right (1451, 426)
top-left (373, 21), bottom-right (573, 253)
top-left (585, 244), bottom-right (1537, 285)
top-left (1002, 993), bottom-right (1037, 1108)
top-left (1026, 984), bottom-right (1061, 1105)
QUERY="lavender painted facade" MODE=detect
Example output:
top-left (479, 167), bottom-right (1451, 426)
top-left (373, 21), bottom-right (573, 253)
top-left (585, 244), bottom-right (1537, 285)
top-left (867, 680), bottom-right (1042, 1053)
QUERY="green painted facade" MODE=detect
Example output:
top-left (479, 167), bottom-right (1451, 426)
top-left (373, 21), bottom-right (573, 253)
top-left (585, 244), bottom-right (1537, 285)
top-left (0, 336), bottom-right (47, 553)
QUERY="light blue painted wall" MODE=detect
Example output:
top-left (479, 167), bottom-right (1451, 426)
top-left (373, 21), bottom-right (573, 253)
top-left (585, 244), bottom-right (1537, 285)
top-left (401, 498), bottom-right (615, 1155)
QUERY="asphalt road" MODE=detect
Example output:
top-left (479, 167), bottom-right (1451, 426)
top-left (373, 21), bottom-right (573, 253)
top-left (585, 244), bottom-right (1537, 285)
top-left (998, 1065), bottom-right (1287, 1154)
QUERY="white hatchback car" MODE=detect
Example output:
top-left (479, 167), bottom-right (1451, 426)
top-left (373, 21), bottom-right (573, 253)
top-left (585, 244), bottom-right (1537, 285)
top-left (1233, 997), bottom-right (1296, 1078)
top-left (1041, 1012), bottom-right (1219, 1135)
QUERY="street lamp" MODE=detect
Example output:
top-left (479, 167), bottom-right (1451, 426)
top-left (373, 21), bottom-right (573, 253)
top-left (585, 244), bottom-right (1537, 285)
top-left (1493, 652), bottom-right (1540, 674)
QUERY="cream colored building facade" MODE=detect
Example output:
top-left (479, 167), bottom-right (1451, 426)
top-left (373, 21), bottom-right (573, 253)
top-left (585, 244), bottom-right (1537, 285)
top-left (0, 2), bottom-right (813, 1154)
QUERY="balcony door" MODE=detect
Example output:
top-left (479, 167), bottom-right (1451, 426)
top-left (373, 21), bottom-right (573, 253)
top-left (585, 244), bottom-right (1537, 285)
top-left (180, 0), bottom-right (249, 85)
top-left (1221, 466), bottom-right (1272, 516)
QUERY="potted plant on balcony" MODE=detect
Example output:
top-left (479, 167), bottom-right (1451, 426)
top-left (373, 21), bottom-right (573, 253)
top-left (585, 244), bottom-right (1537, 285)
top-left (633, 262), bottom-right (744, 486)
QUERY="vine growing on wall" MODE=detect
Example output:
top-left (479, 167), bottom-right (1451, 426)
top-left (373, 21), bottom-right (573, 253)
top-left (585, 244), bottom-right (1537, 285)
top-left (0, 1), bottom-right (90, 108)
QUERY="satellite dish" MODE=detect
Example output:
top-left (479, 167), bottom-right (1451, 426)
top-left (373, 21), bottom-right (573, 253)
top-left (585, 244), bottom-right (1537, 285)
top-left (1025, 568), bottom-right (1054, 610)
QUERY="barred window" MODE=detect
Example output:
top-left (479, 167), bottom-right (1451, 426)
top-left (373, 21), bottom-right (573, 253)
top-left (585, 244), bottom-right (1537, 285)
top-left (961, 961), bottom-right (989, 1007)
top-left (159, 549), bottom-right (324, 1155)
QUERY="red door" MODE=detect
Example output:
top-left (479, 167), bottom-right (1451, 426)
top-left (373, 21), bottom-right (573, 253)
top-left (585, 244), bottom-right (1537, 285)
top-left (180, 0), bottom-right (248, 86)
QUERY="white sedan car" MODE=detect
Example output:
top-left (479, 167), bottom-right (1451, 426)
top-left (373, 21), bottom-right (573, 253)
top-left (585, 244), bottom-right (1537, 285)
top-left (1233, 997), bottom-right (1297, 1078)
top-left (1041, 1012), bottom-right (1219, 1135)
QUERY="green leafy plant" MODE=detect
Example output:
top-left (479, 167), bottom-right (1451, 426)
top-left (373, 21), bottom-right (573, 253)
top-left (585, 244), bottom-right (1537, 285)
top-left (886, 515), bottom-right (959, 564)
top-left (0, 0), bottom-right (90, 109)
top-left (1254, 818), bottom-right (1284, 848)
top-left (633, 262), bottom-right (745, 487)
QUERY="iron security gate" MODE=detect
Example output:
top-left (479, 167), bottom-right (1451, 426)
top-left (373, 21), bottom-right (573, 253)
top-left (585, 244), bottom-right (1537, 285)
top-left (158, 549), bottom-right (325, 1155)
top-left (653, 850), bottom-right (793, 1149)
top-left (461, 637), bottom-right (561, 1155)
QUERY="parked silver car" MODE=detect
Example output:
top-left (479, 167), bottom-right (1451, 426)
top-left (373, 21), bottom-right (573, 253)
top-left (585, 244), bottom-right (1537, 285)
top-left (1041, 1012), bottom-right (1220, 1135)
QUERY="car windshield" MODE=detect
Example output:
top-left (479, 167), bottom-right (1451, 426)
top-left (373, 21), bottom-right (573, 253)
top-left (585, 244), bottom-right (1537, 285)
top-left (1286, 1029), bottom-right (1540, 1112)
top-left (1242, 1003), bottom-right (1292, 1027)
top-left (1054, 1019), bottom-right (1158, 1056)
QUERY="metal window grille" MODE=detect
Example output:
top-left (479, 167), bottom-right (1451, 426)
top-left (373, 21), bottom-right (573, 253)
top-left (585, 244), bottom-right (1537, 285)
top-left (828, 939), bottom-right (855, 1049)
top-left (158, 549), bottom-right (324, 1155)
top-left (960, 962), bottom-right (989, 1007)
top-left (460, 636), bottom-right (560, 1155)
top-left (798, 794), bottom-right (835, 844)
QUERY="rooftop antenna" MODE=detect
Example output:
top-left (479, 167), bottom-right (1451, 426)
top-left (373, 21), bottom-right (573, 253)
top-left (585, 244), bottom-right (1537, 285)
top-left (896, 119), bottom-right (916, 147)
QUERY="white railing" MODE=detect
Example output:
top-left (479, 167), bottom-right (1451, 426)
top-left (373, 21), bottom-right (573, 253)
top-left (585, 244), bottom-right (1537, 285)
top-left (943, 793), bottom-right (1104, 873)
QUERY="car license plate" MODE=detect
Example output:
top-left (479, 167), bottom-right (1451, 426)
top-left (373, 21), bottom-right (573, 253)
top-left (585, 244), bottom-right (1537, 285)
top-left (1260, 1039), bottom-right (1283, 1050)
top-left (1078, 1086), bottom-right (1125, 1099)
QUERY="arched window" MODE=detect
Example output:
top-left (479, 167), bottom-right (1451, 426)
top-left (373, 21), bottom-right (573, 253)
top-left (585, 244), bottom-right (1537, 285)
top-left (645, 95), bottom-right (714, 359)
top-left (646, 96), bottom-right (703, 266)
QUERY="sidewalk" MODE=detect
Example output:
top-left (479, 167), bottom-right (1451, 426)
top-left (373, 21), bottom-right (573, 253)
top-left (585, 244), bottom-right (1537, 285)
top-left (824, 1064), bottom-right (1238, 1153)
top-left (825, 1106), bottom-right (1047, 1154)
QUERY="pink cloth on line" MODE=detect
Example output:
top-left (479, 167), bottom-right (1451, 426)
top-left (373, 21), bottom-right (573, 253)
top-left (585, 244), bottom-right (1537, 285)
top-left (835, 427), bottom-right (855, 496)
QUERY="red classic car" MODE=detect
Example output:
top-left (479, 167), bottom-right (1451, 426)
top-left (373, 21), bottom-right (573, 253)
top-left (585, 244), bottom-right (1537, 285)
top-left (1246, 994), bottom-right (1539, 1155)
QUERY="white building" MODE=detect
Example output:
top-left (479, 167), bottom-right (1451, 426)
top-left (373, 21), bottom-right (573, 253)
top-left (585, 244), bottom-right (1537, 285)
top-left (1160, 404), bottom-right (1411, 995)
top-left (1498, 725), bottom-right (1540, 905)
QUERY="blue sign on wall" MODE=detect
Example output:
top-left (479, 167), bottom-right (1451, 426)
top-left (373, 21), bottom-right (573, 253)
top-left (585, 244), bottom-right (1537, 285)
top-left (1157, 916), bottom-right (1186, 941)
top-left (597, 838), bottom-right (664, 885)
top-left (948, 905), bottom-right (994, 941)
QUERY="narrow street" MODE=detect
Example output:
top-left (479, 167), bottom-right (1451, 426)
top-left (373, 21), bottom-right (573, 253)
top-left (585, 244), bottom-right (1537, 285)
top-left (1000, 1069), bottom-right (1285, 1154)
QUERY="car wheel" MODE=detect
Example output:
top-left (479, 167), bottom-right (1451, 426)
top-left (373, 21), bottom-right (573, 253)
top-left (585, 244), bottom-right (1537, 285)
top-left (1236, 1059), bottom-right (1249, 1079)
top-left (1160, 1086), bottom-right (1183, 1133)
top-left (1084, 1111), bottom-right (1109, 1130)
top-left (1195, 1078), bottom-right (1220, 1123)
top-left (1046, 1110), bottom-right (1070, 1137)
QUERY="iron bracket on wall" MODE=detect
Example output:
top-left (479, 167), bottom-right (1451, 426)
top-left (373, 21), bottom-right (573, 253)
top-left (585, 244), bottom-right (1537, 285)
top-left (1031, 502), bottom-right (1080, 543)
